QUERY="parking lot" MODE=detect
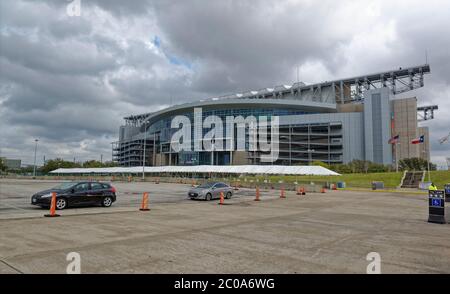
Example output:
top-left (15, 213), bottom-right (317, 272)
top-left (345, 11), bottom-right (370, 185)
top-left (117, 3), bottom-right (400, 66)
top-left (1, 178), bottom-right (450, 274)
top-left (0, 179), bottom-right (274, 219)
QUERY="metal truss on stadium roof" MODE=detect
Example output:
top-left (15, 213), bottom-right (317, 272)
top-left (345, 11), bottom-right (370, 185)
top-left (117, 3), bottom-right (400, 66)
top-left (124, 64), bottom-right (431, 125)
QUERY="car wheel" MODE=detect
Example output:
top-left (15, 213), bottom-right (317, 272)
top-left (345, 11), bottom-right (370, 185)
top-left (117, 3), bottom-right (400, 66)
top-left (205, 193), bottom-right (212, 201)
top-left (102, 196), bottom-right (113, 207)
top-left (225, 192), bottom-right (232, 199)
top-left (55, 198), bottom-right (67, 210)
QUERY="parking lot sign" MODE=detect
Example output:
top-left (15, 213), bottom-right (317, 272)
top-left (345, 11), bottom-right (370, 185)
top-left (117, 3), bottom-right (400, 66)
top-left (428, 190), bottom-right (446, 224)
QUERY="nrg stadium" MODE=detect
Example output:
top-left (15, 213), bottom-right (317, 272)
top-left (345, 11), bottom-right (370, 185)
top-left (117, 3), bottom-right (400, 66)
top-left (112, 64), bottom-right (436, 167)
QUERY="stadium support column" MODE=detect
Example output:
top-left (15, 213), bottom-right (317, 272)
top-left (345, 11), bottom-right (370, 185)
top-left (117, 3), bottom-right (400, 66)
top-left (328, 123), bottom-right (331, 164)
top-left (211, 138), bottom-right (215, 165)
top-left (363, 88), bottom-right (392, 165)
top-left (142, 121), bottom-right (149, 179)
top-left (289, 126), bottom-right (292, 165)
top-left (331, 82), bottom-right (336, 103)
top-left (230, 135), bottom-right (233, 165)
top-left (153, 134), bottom-right (156, 166)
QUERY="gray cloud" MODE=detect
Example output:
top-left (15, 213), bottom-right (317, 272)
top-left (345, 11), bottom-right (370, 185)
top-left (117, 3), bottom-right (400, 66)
top-left (0, 0), bottom-right (449, 167)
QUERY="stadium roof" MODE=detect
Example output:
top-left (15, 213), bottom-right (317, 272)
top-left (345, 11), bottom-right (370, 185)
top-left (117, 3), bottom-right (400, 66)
top-left (125, 98), bottom-right (337, 123)
top-left (50, 165), bottom-right (340, 176)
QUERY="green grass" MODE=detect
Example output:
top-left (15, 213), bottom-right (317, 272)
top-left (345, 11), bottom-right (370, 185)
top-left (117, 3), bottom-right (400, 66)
top-left (424, 170), bottom-right (450, 189)
top-left (226, 170), bottom-right (450, 189)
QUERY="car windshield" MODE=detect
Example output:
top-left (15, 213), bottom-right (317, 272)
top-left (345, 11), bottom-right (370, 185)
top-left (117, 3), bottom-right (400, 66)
top-left (52, 182), bottom-right (77, 190)
top-left (197, 182), bottom-right (216, 188)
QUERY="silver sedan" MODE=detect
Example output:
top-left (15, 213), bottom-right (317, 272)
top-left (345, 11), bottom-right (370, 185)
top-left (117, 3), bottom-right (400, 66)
top-left (187, 182), bottom-right (233, 201)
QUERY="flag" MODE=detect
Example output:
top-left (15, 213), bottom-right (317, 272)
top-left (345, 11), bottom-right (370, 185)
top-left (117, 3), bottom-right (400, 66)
top-left (411, 135), bottom-right (425, 144)
top-left (388, 134), bottom-right (399, 144)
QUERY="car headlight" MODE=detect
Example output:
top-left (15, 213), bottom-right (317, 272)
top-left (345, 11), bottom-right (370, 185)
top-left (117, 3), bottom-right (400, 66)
top-left (40, 193), bottom-right (53, 198)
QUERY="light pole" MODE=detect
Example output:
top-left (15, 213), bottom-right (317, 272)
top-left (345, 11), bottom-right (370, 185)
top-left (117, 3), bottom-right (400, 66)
top-left (422, 150), bottom-right (431, 182)
top-left (142, 121), bottom-right (149, 180)
top-left (307, 149), bottom-right (315, 165)
top-left (395, 142), bottom-right (401, 173)
top-left (33, 139), bottom-right (38, 177)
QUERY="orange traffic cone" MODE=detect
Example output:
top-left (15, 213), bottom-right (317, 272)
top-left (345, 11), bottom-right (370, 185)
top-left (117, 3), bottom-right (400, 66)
top-left (321, 187), bottom-right (326, 193)
top-left (255, 186), bottom-right (260, 201)
top-left (139, 192), bottom-right (150, 211)
top-left (155, 178), bottom-right (160, 184)
top-left (234, 182), bottom-right (239, 191)
top-left (280, 187), bottom-right (286, 199)
top-left (219, 192), bottom-right (225, 205)
top-left (302, 187), bottom-right (306, 195)
top-left (191, 180), bottom-right (196, 187)
top-left (44, 192), bottom-right (60, 217)
top-left (332, 184), bottom-right (337, 190)
top-left (296, 187), bottom-right (301, 195)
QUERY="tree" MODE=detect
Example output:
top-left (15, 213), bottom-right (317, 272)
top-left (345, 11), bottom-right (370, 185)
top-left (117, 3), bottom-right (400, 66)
top-left (102, 161), bottom-right (119, 167)
top-left (367, 162), bottom-right (388, 173)
top-left (399, 157), bottom-right (436, 171)
top-left (332, 164), bottom-right (352, 174)
top-left (83, 160), bottom-right (118, 168)
top-left (83, 160), bottom-right (104, 168)
top-left (0, 158), bottom-right (7, 172)
top-left (40, 158), bottom-right (81, 174)
top-left (20, 166), bottom-right (35, 174)
top-left (348, 160), bottom-right (370, 173)
top-left (311, 160), bottom-right (330, 170)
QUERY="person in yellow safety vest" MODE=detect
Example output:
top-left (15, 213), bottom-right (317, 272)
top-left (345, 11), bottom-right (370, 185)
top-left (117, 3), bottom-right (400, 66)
top-left (428, 183), bottom-right (438, 191)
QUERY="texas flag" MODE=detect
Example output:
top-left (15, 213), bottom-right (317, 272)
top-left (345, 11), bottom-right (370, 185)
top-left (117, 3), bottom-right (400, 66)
top-left (411, 135), bottom-right (425, 144)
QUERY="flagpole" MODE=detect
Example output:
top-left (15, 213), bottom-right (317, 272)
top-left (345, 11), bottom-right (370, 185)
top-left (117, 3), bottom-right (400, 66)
top-left (424, 148), bottom-right (431, 183)
top-left (390, 135), bottom-right (400, 172)
top-left (395, 143), bottom-right (399, 173)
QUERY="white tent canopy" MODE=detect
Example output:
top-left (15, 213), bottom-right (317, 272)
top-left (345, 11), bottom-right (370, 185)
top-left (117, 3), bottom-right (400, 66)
top-left (49, 165), bottom-right (340, 176)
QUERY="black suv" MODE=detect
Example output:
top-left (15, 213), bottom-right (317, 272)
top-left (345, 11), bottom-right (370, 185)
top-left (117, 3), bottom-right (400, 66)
top-left (31, 181), bottom-right (117, 210)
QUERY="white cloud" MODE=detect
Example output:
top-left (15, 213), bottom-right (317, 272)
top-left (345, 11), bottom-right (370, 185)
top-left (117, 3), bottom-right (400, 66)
top-left (0, 0), bottom-right (448, 167)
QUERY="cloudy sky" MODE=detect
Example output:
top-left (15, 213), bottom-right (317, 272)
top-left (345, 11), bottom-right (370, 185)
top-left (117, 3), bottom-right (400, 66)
top-left (0, 0), bottom-right (449, 167)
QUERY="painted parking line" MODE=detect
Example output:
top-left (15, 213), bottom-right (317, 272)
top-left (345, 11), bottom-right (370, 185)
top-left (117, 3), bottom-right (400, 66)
top-left (0, 202), bottom-right (29, 211)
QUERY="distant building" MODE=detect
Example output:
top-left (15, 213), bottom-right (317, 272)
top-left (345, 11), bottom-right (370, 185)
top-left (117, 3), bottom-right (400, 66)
top-left (0, 157), bottom-right (22, 170)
